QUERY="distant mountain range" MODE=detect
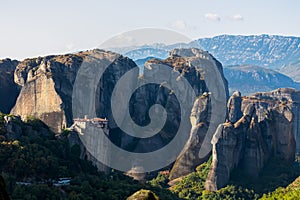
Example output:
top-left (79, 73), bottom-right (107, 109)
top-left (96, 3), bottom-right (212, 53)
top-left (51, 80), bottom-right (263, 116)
top-left (112, 35), bottom-right (300, 69)
top-left (197, 35), bottom-right (300, 68)
top-left (110, 34), bottom-right (300, 94)
top-left (133, 57), bottom-right (300, 96)
top-left (197, 35), bottom-right (300, 83)
top-left (279, 59), bottom-right (300, 82)
top-left (224, 65), bottom-right (300, 95)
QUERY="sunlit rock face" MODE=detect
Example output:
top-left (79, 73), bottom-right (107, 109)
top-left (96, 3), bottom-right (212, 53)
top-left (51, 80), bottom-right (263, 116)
top-left (205, 88), bottom-right (297, 191)
top-left (11, 49), bottom-right (137, 133)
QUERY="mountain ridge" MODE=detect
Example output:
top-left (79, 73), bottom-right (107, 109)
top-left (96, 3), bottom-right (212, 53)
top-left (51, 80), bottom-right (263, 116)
top-left (224, 65), bottom-right (300, 95)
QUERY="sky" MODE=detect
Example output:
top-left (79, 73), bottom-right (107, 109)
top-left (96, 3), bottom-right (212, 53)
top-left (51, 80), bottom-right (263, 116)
top-left (0, 0), bottom-right (299, 60)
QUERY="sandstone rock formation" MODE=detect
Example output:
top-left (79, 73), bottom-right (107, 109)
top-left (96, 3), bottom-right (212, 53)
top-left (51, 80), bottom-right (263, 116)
top-left (227, 90), bottom-right (243, 123)
top-left (67, 130), bottom-right (110, 173)
top-left (9, 48), bottom-right (229, 178)
top-left (12, 54), bottom-right (80, 133)
top-left (11, 49), bottom-right (137, 133)
top-left (205, 89), bottom-right (297, 191)
top-left (107, 49), bottom-right (228, 160)
top-left (0, 59), bottom-right (20, 114)
top-left (247, 88), bottom-right (300, 153)
top-left (169, 95), bottom-right (211, 180)
top-left (163, 49), bottom-right (228, 180)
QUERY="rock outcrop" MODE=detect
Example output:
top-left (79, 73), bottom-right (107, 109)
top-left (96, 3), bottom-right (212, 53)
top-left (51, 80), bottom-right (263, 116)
top-left (3, 115), bottom-right (23, 140)
top-left (97, 48), bottom-right (227, 178)
top-left (0, 113), bottom-right (53, 142)
top-left (11, 49), bottom-right (137, 133)
top-left (247, 88), bottom-right (300, 153)
top-left (227, 90), bottom-right (243, 123)
top-left (107, 48), bottom-right (228, 158)
top-left (169, 94), bottom-right (211, 180)
top-left (67, 130), bottom-right (110, 173)
top-left (9, 48), bottom-right (229, 178)
top-left (205, 89), bottom-right (297, 191)
top-left (164, 49), bottom-right (228, 180)
top-left (127, 189), bottom-right (159, 200)
top-left (0, 59), bottom-right (20, 114)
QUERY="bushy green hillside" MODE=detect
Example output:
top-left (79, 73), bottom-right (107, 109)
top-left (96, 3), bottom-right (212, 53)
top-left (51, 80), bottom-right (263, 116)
top-left (2, 112), bottom-right (300, 200)
top-left (147, 155), bottom-right (300, 200)
top-left (170, 158), bottom-right (258, 200)
top-left (260, 176), bottom-right (300, 200)
top-left (0, 113), bottom-right (176, 200)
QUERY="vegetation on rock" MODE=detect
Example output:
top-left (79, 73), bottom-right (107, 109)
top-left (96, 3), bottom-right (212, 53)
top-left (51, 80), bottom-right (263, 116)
top-left (127, 189), bottom-right (160, 200)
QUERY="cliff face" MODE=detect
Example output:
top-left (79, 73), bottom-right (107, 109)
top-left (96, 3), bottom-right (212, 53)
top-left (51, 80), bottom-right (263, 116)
top-left (247, 88), bottom-right (300, 153)
top-left (104, 48), bottom-right (228, 160)
top-left (11, 50), bottom-right (136, 133)
top-left (9, 48), bottom-right (229, 177)
top-left (205, 88), bottom-right (297, 191)
top-left (164, 49), bottom-right (228, 180)
top-left (169, 95), bottom-right (210, 180)
top-left (0, 59), bottom-right (20, 114)
top-left (11, 54), bottom-right (80, 133)
top-left (227, 91), bottom-right (243, 123)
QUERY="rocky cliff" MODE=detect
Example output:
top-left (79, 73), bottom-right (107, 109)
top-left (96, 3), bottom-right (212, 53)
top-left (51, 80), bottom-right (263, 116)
top-left (8, 48), bottom-right (229, 178)
top-left (205, 88), bottom-right (298, 191)
top-left (84, 48), bottom-right (228, 159)
top-left (248, 88), bottom-right (300, 153)
top-left (163, 49), bottom-right (228, 180)
top-left (89, 48), bottom-right (227, 178)
top-left (0, 59), bottom-right (20, 114)
top-left (11, 49), bottom-right (137, 133)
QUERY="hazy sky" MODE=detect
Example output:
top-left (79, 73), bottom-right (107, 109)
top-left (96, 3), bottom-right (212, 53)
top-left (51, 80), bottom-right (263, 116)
top-left (1, 0), bottom-right (299, 60)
